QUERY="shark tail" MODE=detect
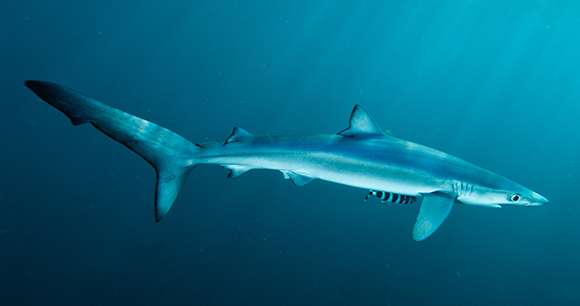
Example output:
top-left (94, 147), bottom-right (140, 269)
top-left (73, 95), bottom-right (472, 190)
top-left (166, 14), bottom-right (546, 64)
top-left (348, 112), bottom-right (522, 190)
top-left (25, 80), bottom-right (199, 221)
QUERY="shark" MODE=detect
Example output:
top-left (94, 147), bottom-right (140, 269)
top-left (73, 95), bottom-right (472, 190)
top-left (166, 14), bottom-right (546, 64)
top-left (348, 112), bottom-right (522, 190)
top-left (25, 80), bottom-right (548, 241)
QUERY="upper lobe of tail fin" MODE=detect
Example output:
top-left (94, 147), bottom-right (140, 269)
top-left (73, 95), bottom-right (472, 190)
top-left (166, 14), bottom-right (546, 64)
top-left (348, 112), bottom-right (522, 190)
top-left (25, 80), bottom-right (199, 221)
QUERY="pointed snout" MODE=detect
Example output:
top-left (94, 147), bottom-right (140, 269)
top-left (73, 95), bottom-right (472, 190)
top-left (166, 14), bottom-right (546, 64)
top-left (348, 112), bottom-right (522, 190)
top-left (526, 192), bottom-right (549, 206)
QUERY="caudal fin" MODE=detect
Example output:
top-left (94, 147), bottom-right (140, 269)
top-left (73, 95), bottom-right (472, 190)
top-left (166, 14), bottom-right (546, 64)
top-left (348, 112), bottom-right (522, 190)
top-left (25, 80), bottom-right (199, 221)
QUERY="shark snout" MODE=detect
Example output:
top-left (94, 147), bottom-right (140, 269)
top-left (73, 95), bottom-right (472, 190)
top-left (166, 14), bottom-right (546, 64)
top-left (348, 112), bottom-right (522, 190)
top-left (526, 192), bottom-right (549, 206)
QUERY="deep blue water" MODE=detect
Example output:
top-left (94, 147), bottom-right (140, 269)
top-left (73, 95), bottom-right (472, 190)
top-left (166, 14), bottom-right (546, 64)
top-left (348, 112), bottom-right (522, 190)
top-left (2, 1), bottom-right (580, 305)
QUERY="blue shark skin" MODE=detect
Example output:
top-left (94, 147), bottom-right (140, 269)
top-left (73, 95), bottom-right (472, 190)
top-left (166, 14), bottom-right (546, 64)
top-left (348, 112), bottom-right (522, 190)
top-left (25, 80), bottom-right (548, 241)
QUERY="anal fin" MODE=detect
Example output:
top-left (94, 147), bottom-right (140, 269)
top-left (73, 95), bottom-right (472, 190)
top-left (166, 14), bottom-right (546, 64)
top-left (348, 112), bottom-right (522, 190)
top-left (412, 192), bottom-right (455, 241)
top-left (225, 165), bottom-right (253, 178)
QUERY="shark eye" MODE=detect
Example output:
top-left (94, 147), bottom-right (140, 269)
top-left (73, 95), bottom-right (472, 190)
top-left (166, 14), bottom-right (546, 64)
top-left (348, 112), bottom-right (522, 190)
top-left (511, 193), bottom-right (521, 202)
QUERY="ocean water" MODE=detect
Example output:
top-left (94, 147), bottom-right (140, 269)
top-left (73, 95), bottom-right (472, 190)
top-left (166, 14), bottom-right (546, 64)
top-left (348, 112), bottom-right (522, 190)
top-left (2, 1), bottom-right (580, 305)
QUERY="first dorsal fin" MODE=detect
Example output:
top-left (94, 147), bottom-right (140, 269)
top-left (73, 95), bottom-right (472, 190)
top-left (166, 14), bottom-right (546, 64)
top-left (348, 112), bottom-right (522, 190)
top-left (338, 105), bottom-right (385, 137)
top-left (224, 127), bottom-right (254, 145)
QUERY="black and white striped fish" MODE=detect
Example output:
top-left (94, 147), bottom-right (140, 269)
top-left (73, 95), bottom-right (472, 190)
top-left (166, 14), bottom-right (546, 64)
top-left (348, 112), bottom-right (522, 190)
top-left (364, 190), bottom-right (417, 204)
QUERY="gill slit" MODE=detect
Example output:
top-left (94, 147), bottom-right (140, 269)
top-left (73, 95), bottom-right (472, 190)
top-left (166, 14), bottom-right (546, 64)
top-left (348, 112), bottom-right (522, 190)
top-left (452, 181), bottom-right (473, 197)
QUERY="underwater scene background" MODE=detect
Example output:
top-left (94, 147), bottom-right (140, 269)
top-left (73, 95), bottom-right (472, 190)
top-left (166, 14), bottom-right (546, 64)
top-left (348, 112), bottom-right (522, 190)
top-left (2, 1), bottom-right (580, 305)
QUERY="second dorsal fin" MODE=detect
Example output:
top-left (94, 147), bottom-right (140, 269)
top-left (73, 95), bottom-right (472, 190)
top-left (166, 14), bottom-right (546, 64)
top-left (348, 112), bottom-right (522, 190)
top-left (338, 105), bottom-right (385, 137)
top-left (224, 127), bottom-right (255, 145)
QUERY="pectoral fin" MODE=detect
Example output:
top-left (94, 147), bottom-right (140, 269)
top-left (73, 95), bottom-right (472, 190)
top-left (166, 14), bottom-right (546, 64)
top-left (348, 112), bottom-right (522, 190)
top-left (412, 192), bottom-right (455, 241)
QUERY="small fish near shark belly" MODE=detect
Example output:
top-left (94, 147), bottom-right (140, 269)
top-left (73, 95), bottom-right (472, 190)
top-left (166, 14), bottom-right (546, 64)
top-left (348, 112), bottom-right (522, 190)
top-left (364, 190), bottom-right (417, 205)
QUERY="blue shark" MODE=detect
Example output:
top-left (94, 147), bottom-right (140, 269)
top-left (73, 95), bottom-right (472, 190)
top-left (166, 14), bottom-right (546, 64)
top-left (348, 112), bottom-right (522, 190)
top-left (25, 80), bottom-right (548, 241)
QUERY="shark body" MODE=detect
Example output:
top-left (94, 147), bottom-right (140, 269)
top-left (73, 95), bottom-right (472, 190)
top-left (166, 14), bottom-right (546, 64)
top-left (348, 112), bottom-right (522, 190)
top-left (25, 81), bottom-right (548, 241)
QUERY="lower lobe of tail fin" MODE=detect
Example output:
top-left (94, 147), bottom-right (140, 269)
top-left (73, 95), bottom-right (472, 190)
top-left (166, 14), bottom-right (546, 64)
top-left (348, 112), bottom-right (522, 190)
top-left (25, 80), bottom-right (199, 221)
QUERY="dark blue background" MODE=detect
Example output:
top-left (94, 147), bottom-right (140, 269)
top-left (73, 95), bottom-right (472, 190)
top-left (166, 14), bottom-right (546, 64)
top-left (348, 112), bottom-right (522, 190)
top-left (2, 1), bottom-right (579, 305)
